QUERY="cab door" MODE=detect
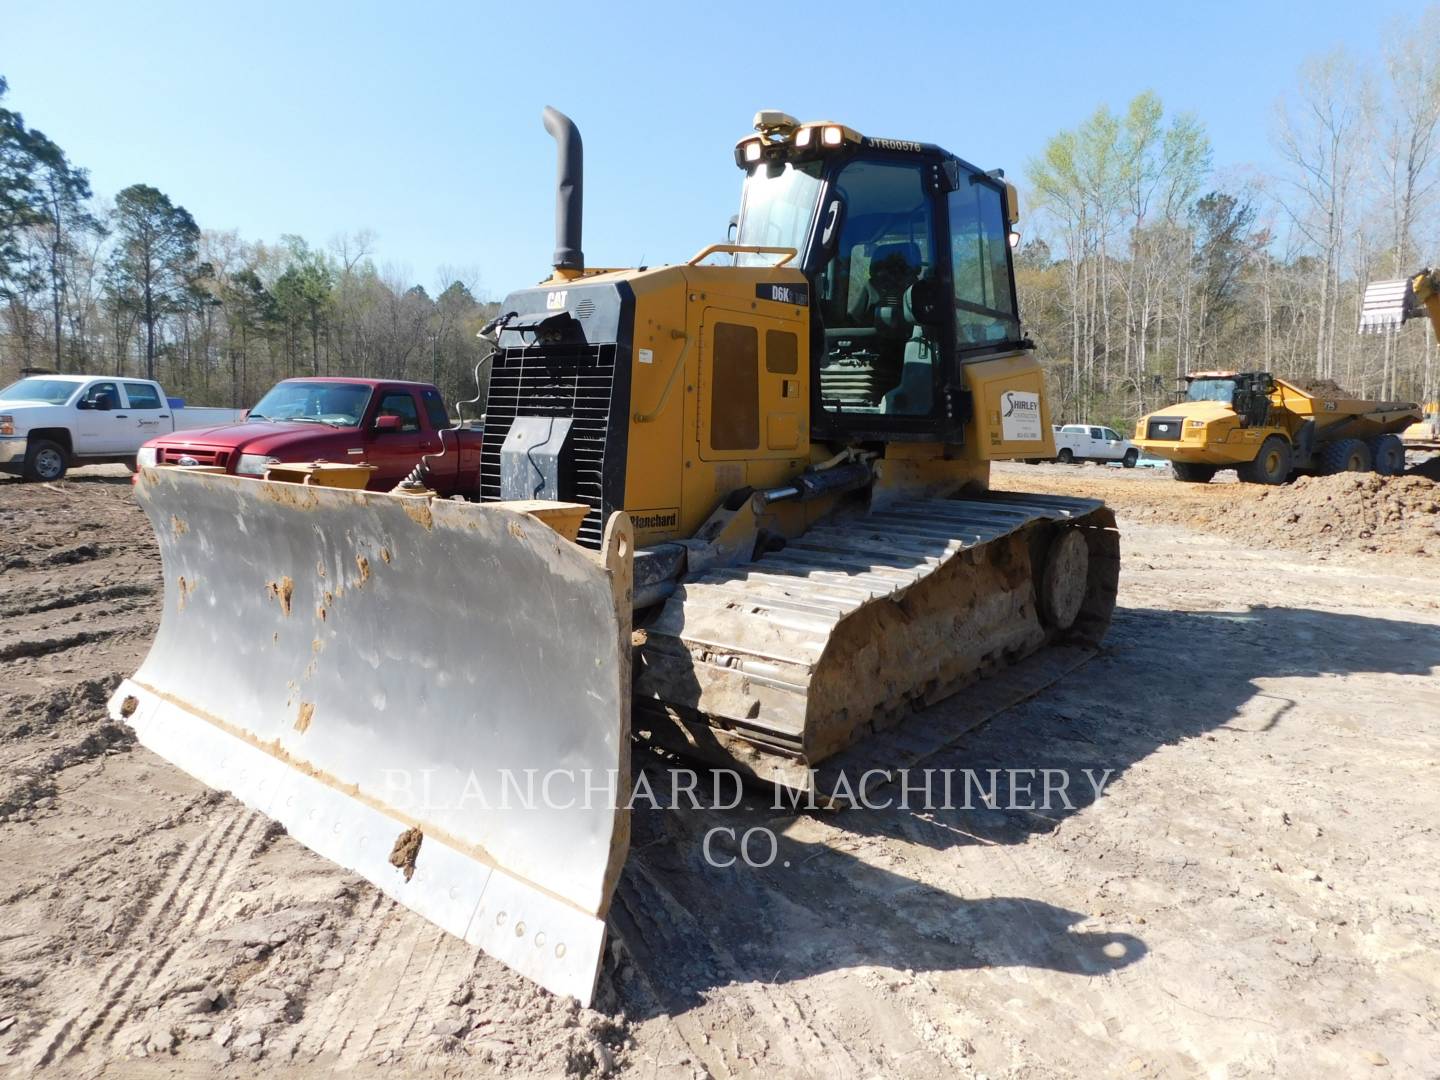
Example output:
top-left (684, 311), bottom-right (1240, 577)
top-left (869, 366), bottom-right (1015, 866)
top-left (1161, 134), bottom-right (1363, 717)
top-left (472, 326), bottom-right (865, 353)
top-left (73, 380), bottom-right (128, 453)
top-left (362, 388), bottom-right (427, 488)
top-left (122, 381), bottom-right (170, 446)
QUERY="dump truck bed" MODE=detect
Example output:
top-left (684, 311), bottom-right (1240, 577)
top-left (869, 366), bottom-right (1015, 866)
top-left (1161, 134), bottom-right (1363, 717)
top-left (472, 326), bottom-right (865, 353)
top-left (1273, 379), bottom-right (1421, 440)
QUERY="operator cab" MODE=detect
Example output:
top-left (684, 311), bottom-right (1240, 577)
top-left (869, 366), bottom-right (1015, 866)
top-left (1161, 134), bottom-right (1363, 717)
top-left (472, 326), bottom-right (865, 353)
top-left (733, 114), bottom-right (1024, 442)
top-left (1179, 371), bottom-right (1274, 428)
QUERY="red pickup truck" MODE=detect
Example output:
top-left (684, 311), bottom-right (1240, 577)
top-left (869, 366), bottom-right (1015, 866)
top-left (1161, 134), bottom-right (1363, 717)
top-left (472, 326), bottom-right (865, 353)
top-left (138, 378), bottom-right (482, 496)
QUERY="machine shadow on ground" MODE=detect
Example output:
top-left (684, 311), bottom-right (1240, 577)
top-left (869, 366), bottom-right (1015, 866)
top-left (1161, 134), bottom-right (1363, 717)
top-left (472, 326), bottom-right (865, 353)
top-left (612, 603), bottom-right (1440, 1016)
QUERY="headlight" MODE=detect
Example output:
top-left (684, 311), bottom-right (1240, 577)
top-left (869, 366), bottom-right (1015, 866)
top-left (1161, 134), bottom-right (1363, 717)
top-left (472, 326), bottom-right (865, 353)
top-left (136, 447), bottom-right (158, 468)
top-left (1187, 420), bottom-right (1205, 428)
top-left (236, 454), bottom-right (281, 476)
top-left (0, 414), bottom-right (13, 436)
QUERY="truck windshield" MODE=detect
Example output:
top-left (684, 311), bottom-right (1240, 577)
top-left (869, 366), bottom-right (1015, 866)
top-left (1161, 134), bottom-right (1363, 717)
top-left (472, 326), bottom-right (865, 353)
top-left (735, 160), bottom-right (823, 267)
top-left (0, 378), bottom-right (78, 405)
top-left (249, 382), bottom-right (372, 426)
top-left (1186, 378), bottom-right (1237, 403)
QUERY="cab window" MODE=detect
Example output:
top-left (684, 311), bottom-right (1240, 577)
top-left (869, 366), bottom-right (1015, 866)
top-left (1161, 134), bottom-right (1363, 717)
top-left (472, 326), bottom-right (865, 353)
top-left (124, 382), bottom-right (163, 409)
top-left (948, 176), bottom-right (1019, 349)
top-left (374, 391), bottom-right (420, 433)
top-left (81, 381), bottom-right (120, 409)
top-left (420, 387), bottom-right (450, 430)
top-left (1089, 427), bottom-right (1103, 440)
top-left (813, 159), bottom-right (937, 417)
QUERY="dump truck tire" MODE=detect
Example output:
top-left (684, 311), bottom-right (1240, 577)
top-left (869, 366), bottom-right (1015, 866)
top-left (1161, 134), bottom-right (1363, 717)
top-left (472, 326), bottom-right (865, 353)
top-left (1237, 436), bottom-right (1292, 485)
top-left (1321, 438), bottom-right (1372, 474)
top-left (1368, 433), bottom-right (1405, 476)
top-left (1172, 462), bottom-right (1217, 483)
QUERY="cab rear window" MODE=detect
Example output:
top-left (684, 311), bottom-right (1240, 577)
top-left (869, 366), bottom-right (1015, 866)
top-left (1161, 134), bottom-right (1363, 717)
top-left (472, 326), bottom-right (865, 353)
top-left (421, 388), bottom-right (450, 430)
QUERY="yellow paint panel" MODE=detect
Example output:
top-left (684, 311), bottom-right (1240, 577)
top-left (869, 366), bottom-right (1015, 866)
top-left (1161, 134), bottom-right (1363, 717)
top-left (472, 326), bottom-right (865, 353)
top-left (767, 413), bottom-right (800, 450)
top-left (963, 352), bottom-right (1056, 460)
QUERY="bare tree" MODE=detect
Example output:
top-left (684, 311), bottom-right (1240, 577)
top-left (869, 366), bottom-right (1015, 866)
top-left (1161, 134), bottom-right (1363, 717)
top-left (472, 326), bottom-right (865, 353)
top-left (1274, 50), bottom-right (1370, 378)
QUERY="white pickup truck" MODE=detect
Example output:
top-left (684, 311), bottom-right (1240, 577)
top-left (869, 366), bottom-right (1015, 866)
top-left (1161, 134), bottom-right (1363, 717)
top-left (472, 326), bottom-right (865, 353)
top-left (1052, 423), bottom-right (1141, 467)
top-left (0, 374), bottom-right (245, 481)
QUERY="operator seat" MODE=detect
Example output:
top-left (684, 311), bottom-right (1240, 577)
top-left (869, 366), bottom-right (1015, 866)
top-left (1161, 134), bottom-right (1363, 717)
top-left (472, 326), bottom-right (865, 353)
top-left (881, 284), bottom-right (934, 415)
top-left (848, 242), bottom-right (922, 333)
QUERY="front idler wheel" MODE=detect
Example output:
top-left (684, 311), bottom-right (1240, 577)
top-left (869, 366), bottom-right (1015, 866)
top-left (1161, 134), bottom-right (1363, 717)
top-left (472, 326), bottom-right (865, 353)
top-left (1039, 528), bottom-right (1090, 631)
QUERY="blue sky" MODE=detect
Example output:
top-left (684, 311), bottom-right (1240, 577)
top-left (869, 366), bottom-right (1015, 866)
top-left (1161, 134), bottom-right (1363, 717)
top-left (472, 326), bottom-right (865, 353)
top-left (5, 0), bottom-right (1412, 298)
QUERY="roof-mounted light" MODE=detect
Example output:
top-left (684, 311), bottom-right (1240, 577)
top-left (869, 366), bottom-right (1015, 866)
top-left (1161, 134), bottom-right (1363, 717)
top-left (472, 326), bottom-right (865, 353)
top-left (743, 140), bottom-right (762, 163)
top-left (753, 109), bottom-right (800, 140)
top-left (822, 125), bottom-right (843, 146)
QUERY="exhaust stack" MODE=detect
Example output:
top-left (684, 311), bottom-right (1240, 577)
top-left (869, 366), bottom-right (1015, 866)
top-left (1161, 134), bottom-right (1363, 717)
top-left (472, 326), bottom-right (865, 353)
top-left (542, 106), bottom-right (584, 273)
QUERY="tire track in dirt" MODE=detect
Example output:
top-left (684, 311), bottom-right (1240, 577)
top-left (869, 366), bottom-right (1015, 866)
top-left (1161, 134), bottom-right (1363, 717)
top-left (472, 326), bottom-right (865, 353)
top-left (330, 915), bottom-right (486, 1069)
top-left (89, 810), bottom-right (268, 1053)
top-left (617, 855), bottom-right (866, 1078)
top-left (292, 892), bottom-right (393, 1062)
top-left (0, 628), bottom-right (118, 662)
top-left (0, 582), bottom-right (154, 620)
top-left (19, 806), bottom-right (255, 1068)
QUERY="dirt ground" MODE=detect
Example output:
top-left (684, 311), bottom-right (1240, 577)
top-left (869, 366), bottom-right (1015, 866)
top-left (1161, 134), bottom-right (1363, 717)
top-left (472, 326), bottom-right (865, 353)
top-left (2, 462), bottom-right (1438, 1078)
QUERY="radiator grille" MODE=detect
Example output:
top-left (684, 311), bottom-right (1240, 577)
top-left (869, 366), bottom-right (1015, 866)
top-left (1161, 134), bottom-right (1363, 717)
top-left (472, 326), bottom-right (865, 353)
top-left (480, 342), bottom-right (618, 549)
top-left (158, 445), bottom-right (232, 469)
top-left (1146, 416), bottom-right (1183, 440)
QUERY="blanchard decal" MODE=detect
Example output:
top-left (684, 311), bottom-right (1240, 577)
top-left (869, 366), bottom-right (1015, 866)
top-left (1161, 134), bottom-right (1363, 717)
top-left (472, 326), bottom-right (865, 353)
top-left (865, 137), bottom-right (924, 153)
top-left (631, 508), bottom-right (679, 531)
top-left (755, 282), bottom-right (809, 306)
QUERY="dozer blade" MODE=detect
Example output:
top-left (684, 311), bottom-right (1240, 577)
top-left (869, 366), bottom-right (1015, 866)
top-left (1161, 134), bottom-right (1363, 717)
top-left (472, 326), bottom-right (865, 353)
top-left (109, 468), bottom-right (633, 1005)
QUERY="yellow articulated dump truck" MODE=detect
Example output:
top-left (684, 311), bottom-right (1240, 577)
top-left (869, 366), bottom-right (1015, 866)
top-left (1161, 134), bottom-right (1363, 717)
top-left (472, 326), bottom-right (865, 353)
top-left (108, 108), bottom-right (1119, 1002)
top-left (1133, 371), bottom-right (1421, 484)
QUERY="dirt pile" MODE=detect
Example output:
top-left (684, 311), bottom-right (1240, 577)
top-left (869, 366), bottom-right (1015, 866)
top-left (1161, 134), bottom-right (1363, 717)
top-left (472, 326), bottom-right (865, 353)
top-left (994, 461), bottom-right (1439, 559)
top-left (1290, 376), bottom-right (1355, 397)
top-left (1233, 473), bottom-right (1439, 555)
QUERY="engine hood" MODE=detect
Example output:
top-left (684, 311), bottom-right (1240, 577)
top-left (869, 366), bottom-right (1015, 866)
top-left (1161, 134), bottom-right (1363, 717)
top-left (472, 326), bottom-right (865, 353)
top-left (151, 420), bottom-right (357, 451)
top-left (1144, 400), bottom-right (1236, 424)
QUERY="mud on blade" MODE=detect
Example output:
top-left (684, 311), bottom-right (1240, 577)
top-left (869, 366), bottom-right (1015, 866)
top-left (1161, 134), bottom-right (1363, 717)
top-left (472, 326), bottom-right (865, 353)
top-left (110, 468), bottom-right (633, 1004)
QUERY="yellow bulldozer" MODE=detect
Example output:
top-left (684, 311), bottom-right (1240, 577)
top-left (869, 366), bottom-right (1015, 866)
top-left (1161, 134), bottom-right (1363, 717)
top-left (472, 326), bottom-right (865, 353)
top-left (108, 108), bottom-right (1119, 1003)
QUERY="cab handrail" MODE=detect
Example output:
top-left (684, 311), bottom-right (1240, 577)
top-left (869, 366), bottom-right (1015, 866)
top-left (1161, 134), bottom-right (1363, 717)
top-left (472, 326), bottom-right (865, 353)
top-left (687, 243), bottom-right (798, 267)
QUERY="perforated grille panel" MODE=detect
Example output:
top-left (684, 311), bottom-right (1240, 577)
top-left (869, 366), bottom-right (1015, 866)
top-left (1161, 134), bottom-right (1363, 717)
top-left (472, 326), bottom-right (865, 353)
top-left (480, 342), bottom-right (619, 549)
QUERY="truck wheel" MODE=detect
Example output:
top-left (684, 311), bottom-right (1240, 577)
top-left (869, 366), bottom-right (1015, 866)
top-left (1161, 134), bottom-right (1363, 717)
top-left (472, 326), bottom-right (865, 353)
top-left (1367, 433), bottom-right (1405, 476)
top-left (1237, 436), bottom-right (1292, 485)
top-left (1121, 448), bottom-right (1139, 469)
top-left (1321, 438), bottom-right (1372, 474)
top-left (23, 439), bottom-right (68, 482)
top-left (1172, 462), bottom-right (1217, 483)
top-left (1057, 448), bottom-right (1074, 464)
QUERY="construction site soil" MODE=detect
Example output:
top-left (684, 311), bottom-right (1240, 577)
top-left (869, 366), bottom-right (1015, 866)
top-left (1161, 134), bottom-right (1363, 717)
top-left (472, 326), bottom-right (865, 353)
top-left (1006, 459), bottom-right (1440, 558)
top-left (1, 463), bottom-right (1437, 1078)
